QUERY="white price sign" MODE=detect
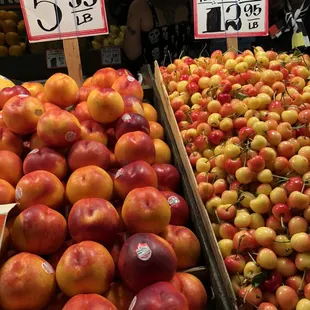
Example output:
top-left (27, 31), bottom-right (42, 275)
top-left (193, 0), bottom-right (268, 39)
top-left (46, 49), bottom-right (66, 69)
top-left (20, 0), bottom-right (109, 43)
top-left (101, 47), bottom-right (122, 65)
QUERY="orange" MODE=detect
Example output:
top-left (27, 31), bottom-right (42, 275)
top-left (2, 20), bottom-right (17, 33)
top-left (0, 46), bottom-right (8, 57)
top-left (5, 32), bottom-right (20, 46)
top-left (0, 32), bottom-right (4, 45)
top-left (9, 45), bottom-right (23, 56)
top-left (6, 11), bottom-right (19, 23)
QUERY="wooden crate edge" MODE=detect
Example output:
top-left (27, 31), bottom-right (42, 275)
top-left (154, 61), bottom-right (238, 309)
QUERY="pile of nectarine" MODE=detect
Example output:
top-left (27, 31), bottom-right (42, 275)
top-left (0, 68), bottom-right (208, 309)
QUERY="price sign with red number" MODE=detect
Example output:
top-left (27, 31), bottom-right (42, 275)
top-left (20, 0), bottom-right (109, 42)
top-left (193, 0), bottom-right (268, 39)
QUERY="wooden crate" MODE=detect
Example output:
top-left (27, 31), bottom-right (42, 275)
top-left (152, 61), bottom-right (238, 310)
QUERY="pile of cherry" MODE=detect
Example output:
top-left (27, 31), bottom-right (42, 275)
top-left (160, 47), bottom-right (310, 309)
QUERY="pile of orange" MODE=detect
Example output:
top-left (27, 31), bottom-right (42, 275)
top-left (0, 10), bottom-right (26, 57)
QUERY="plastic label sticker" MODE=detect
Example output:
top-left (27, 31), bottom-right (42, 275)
top-left (127, 76), bottom-right (135, 82)
top-left (122, 114), bottom-right (131, 122)
top-left (135, 243), bottom-right (152, 261)
top-left (18, 94), bottom-right (28, 98)
top-left (115, 168), bottom-right (123, 179)
top-left (42, 261), bottom-right (55, 274)
top-left (168, 196), bottom-right (180, 206)
top-left (28, 148), bottom-right (40, 155)
top-left (15, 187), bottom-right (22, 201)
top-left (65, 131), bottom-right (76, 142)
top-left (128, 296), bottom-right (137, 310)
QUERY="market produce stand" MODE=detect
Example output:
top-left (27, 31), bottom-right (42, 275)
top-left (153, 62), bottom-right (238, 310)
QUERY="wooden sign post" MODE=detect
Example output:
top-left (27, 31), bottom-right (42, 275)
top-left (193, 0), bottom-right (269, 52)
top-left (20, 0), bottom-right (109, 86)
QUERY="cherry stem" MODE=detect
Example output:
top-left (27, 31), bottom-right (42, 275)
top-left (298, 269), bottom-right (307, 295)
top-left (280, 216), bottom-right (286, 229)
top-left (236, 234), bottom-right (246, 256)
top-left (247, 252), bottom-right (259, 266)
top-left (272, 174), bottom-right (289, 181)
top-left (168, 51), bottom-right (172, 64)
top-left (242, 285), bottom-right (252, 305)
top-left (302, 182), bottom-right (306, 193)
top-left (214, 210), bottom-right (222, 224)
top-left (199, 43), bottom-right (208, 58)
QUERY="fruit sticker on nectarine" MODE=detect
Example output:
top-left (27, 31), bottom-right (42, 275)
top-left (136, 243), bottom-right (152, 261)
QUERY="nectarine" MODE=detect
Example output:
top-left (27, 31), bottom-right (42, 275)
top-left (37, 109), bottom-right (81, 148)
top-left (56, 241), bottom-right (115, 296)
top-left (68, 140), bottom-right (110, 171)
top-left (114, 131), bottom-right (155, 166)
top-left (142, 102), bottom-right (158, 121)
top-left (160, 225), bottom-right (201, 269)
top-left (0, 127), bottom-right (23, 156)
top-left (66, 165), bottom-right (113, 204)
top-left (11, 204), bottom-right (67, 255)
top-left (22, 81), bottom-right (44, 97)
top-left (0, 253), bottom-right (56, 310)
top-left (68, 198), bottom-right (121, 245)
top-left (122, 187), bottom-right (171, 234)
top-left (3, 95), bottom-right (45, 135)
top-left (129, 282), bottom-right (189, 310)
top-left (0, 179), bottom-right (15, 204)
top-left (91, 67), bottom-right (119, 88)
top-left (153, 138), bottom-right (172, 164)
top-left (118, 233), bottom-right (177, 293)
top-left (44, 73), bottom-right (79, 108)
top-left (15, 170), bottom-right (65, 210)
top-left (72, 100), bottom-right (92, 122)
top-left (104, 282), bottom-right (135, 310)
top-left (23, 147), bottom-right (68, 180)
top-left (0, 150), bottom-right (22, 186)
top-left (87, 88), bottom-right (124, 124)
top-left (80, 119), bottom-right (108, 145)
top-left (63, 294), bottom-right (117, 310)
top-left (114, 160), bottom-right (158, 200)
top-left (112, 75), bottom-right (144, 101)
top-left (171, 272), bottom-right (208, 310)
top-left (161, 191), bottom-right (189, 226)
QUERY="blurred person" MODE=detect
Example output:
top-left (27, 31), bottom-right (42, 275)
top-left (123, 0), bottom-right (192, 73)
top-left (255, 0), bottom-right (310, 52)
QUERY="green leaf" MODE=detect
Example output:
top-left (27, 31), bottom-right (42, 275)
top-left (252, 272), bottom-right (268, 288)
top-left (293, 49), bottom-right (303, 57)
top-left (234, 93), bottom-right (248, 101)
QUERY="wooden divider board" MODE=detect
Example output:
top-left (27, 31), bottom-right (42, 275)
top-left (154, 61), bottom-right (238, 309)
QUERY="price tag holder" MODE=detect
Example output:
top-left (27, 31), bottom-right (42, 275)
top-left (46, 49), bottom-right (67, 69)
top-left (20, 0), bottom-right (109, 43)
top-left (101, 47), bottom-right (122, 66)
top-left (193, 0), bottom-right (269, 39)
top-left (0, 203), bottom-right (16, 253)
